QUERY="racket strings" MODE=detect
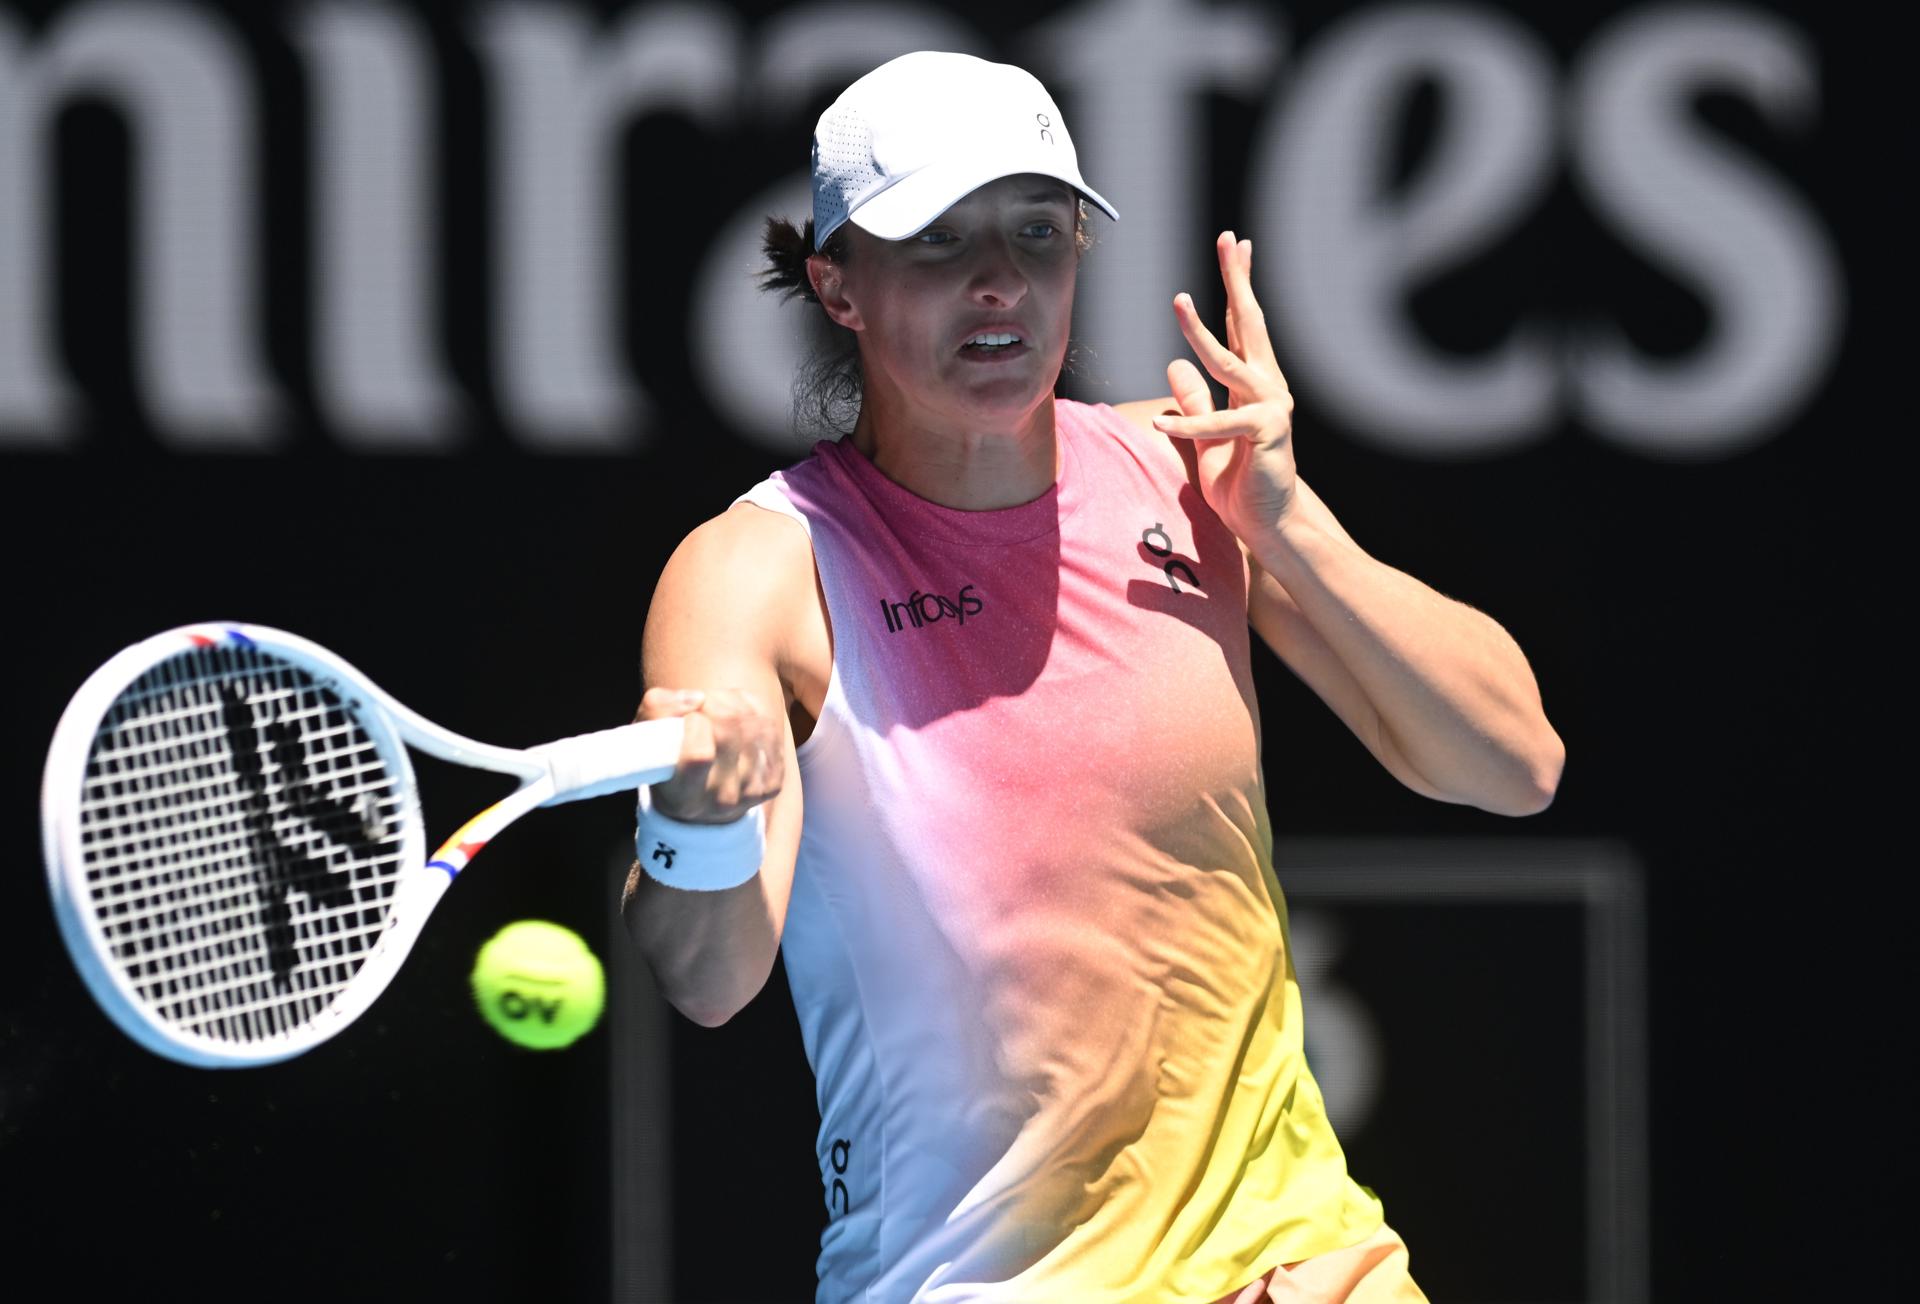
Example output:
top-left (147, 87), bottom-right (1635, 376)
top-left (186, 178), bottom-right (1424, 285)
top-left (78, 644), bottom-right (408, 1046)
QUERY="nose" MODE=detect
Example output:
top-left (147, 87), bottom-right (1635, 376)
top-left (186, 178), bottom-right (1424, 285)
top-left (966, 234), bottom-right (1028, 310)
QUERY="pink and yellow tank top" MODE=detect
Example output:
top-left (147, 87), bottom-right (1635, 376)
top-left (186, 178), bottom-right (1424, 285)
top-left (733, 399), bottom-right (1383, 1303)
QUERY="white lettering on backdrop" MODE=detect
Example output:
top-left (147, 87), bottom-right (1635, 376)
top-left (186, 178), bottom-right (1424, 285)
top-left (0, 1), bottom-right (1844, 459)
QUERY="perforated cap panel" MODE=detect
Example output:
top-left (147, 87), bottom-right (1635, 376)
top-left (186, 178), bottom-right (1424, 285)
top-left (809, 51), bottom-right (1116, 248)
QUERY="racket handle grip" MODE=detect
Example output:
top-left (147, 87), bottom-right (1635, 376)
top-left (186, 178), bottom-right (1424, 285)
top-left (532, 718), bottom-right (687, 805)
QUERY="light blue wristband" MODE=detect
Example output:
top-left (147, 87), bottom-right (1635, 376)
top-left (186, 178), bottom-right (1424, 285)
top-left (635, 785), bottom-right (767, 891)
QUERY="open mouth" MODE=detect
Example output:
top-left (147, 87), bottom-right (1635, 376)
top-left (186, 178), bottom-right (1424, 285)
top-left (961, 332), bottom-right (1026, 357)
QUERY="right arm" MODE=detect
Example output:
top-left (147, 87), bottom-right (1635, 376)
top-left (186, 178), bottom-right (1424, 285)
top-left (621, 504), bottom-right (811, 1027)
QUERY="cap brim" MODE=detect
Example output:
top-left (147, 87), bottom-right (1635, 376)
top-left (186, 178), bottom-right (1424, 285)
top-left (848, 157), bottom-right (1118, 241)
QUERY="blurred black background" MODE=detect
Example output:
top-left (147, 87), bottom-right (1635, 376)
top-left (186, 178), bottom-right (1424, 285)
top-left (0, 1), bottom-right (1895, 1299)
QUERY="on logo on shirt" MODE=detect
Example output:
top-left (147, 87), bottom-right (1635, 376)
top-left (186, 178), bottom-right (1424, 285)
top-left (1141, 523), bottom-right (1200, 593)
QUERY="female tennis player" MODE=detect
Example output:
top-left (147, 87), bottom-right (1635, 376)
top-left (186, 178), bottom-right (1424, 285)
top-left (623, 51), bottom-right (1562, 1304)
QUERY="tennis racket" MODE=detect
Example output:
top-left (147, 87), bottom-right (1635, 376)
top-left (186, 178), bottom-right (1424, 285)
top-left (41, 621), bottom-right (684, 1068)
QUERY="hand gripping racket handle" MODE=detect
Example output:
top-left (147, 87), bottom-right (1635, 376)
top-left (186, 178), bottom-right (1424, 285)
top-left (530, 717), bottom-right (686, 805)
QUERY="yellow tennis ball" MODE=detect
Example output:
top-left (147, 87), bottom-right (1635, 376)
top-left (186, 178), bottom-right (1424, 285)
top-left (470, 920), bottom-right (605, 1050)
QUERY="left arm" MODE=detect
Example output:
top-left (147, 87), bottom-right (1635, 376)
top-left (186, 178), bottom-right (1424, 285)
top-left (1245, 476), bottom-right (1562, 816)
top-left (1125, 232), bottom-right (1565, 816)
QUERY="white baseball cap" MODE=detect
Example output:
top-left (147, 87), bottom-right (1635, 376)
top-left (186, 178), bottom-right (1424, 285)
top-left (811, 51), bottom-right (1118, 250)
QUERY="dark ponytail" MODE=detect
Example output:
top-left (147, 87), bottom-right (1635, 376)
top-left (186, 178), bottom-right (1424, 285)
top-left (760, 216), bottom-right (849, 301)
top-left (760, 216), bottom-right (862, 438)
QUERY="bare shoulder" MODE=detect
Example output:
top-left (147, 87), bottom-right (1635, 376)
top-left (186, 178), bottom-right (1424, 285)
top-left (666, 499), bottom-right (813, 585)
top-left (647, 501), bottom-right (814, 668)
top-left (1108, 396), bottom-right (1182, 432)
top-left (647, 499), bottom-right (829, 717)
top-left (1104, 396), bottom-right (1204, 487)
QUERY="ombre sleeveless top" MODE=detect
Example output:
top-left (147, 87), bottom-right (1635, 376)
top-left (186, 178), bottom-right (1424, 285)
top-left (733, 399), bottom-right (1382, 1303)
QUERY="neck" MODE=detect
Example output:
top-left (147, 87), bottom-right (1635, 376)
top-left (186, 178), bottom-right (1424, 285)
top-left (850, 390), bottom-right (1060, 511)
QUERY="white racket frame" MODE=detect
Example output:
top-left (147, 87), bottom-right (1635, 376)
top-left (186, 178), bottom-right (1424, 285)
top-left (41, 621), bottom-right (684, 1068)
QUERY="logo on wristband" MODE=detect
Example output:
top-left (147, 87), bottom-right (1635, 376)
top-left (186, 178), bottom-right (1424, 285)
top-left (649, 840), bottom-right (677, 870)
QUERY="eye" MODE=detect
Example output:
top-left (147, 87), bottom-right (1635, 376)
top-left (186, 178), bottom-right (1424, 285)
top-left (916, 229), bottom-right (956, 246)
top-left (1023, 221), bottom-right (1059, 239)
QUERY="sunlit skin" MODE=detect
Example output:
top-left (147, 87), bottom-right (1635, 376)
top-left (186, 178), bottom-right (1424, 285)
top-left (1156, 231), bottom-right (1302, 549)
top-left (806, 174), bottom-right (1081, 511)
top-left (629, 171), bottom-right (1563, 1105)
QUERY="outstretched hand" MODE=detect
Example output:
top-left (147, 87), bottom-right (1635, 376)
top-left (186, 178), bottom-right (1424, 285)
top-left (1152, 231), bottom-right (1297, 545)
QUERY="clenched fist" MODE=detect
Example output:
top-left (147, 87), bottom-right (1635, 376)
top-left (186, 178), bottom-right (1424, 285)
top-left (633, 686), bottom-right (783, 824)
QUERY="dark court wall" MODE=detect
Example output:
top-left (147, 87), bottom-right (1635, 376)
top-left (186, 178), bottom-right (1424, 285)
top-left (0, 1), bottom-right (1894, 1299)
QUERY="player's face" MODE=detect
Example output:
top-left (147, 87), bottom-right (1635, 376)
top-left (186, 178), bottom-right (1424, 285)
top-left (828, 175), bottom-right (1080, 427)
